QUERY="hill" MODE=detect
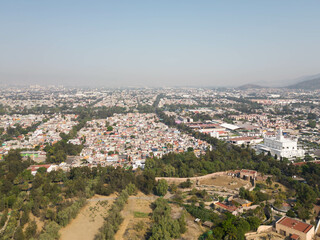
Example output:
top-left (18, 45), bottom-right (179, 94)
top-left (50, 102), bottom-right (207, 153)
top-left (286, 76), bottom-right (320, 89)
top-left (237, 84), bottom-right (264, 90)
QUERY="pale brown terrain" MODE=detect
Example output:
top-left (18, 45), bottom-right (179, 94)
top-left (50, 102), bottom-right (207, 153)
top-left (169, 203), bottom-right (205, 240)
top-left (115, 192), bottom-right (157, 240)
top-left (201, 174), bottom-right (249, 190)
top-left (59, 194), bottom-right (115, 240)
top-left (180, 213), bottom-right (205, 240)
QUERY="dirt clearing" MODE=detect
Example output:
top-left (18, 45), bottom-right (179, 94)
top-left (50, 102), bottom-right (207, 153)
top-left (201, 175), bottom-right (249, 190)
top-left (114, 192), bottom-right (156, 240)
top-left (59, 194), bottom-right (115, 240)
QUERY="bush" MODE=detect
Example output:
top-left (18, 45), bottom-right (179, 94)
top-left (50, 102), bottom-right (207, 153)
top-left (0, 209), bottom-right (8, 228)
top-left (56, 198), bottom-right (86, 227)
top-left (179, 179), bottom-right (192, 188)
top-left (149, 198), bottom-right (186, 239)
top-left (95, 184), bottom-right (136, 240)
top-left (155, 179), bottom-right (168, 196)
top-left (38, 221), bottom-right (61, 240)
top-left (25, 220), bottom-right (37, 239)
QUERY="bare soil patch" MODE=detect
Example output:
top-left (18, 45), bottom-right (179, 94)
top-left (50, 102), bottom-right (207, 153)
top-left (115, 192), bottom-right (155, 240)
top-left (59, 194), bottom-right (115, 240)
top-left (28, 213), bottom-right (44, 234)
top-left (169, 203), bottom-right (205, 240)
top-left (201, 175), bottom-right (249, 190)
top-left (179, 213), bottom-right (205, 240)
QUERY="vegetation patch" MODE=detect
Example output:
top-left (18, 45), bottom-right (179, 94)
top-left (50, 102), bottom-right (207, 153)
top-left (133, 211), bottom-right (149, 218)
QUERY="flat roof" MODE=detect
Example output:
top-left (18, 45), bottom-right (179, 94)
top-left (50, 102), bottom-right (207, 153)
top-left (229, 137), bottom-right (262, 141)
top-left (220, 123), bottom-right (240, 130)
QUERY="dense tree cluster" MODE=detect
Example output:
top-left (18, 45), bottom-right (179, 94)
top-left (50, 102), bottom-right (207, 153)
top-left (95, 183), bottom-right (137, 240)
top-left (148, 198), bottom-right (186, 240)
top-left (154, 179), bottom-right (168, 196)
top-left (184, 204), bottom-right (218, 223)
top-left (0, 149), bottom-right (159, 240)
top-left (199, 213), bottom-right (261, 240)
top-left (56, 198), bottom-right (86, 227)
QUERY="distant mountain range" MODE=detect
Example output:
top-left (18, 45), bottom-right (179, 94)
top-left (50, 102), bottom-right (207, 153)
top-left (286, 75), bottom-right (320, 89)
top-left (238, 73), bottom-right (320, 90)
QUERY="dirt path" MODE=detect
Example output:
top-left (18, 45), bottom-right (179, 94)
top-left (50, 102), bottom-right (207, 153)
top-left (59, 195), bottom-right (115, 240)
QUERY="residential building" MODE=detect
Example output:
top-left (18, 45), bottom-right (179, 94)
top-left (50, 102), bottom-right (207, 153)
top-left (275, 216), bottom-right (315, 240)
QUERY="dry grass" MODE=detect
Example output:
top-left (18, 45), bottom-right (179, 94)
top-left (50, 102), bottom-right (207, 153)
top-left (169, 203), bottom-right (205, 240)
top-left (201, 175), bottom-right (249, 190)
top-left (59, 194), bottom-right (115, 240)
top-left (115, 192), bottom-right (154, 240)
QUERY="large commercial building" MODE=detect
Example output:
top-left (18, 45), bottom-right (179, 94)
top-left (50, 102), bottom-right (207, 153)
top-left (256, 130), bottom-right (305, 160)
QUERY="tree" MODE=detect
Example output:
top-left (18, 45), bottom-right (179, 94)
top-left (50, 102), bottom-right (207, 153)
top-left (25, 220), bottom-right (37, 239)
top-left (0, 208), bottom-right (8, 227)
top-left (155, 180), bottom-right (168, 196)
top-left (179, 179), bottom-right (192, 188)
top-left (308, 120), bottom-right (316, 128)
top-left (266, 177), bottom-right (272, 187)
top-left (20, 208), bottom-right (30, 226)
top-left (38, 221), bottom-right (61, 240)
top-left (247, 216), bottom-right (261, 231)
top-left (37, 167), bottom-right (47, 174)
top-left (178, 212), bottom-right (187, 233)
top-left (286, 209), bottom-right (295, 218)
top-left (14, 226), bottom-right (25, 240)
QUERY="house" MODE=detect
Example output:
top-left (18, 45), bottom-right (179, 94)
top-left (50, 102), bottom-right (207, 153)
top-left (232, 198), bottom-right (252, 207)
top-left (275, 216), bottom-right (315, 240)
top-left (239, 169), bottom-right (257, 180)
top-left (214, 202), bottom-right (238, 215)
top-left (228, 136), bottom-right (263, 146)
top-left (27, 164), bottom-right (58, 176)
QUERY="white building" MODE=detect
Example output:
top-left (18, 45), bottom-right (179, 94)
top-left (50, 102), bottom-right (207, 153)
top-left (256, 129), bottom-right (305, 160)
top-left (229, 137), bottom-right (263, 146)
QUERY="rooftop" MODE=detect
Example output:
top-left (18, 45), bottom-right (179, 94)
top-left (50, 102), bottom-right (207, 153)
top-left (277, 217), bottom-right (313, 234)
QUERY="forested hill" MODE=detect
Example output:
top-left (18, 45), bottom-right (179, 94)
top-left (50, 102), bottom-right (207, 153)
top-left (286, 77), bottom-right (320, 89)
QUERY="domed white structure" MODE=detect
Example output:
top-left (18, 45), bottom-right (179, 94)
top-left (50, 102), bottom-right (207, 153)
top-left (256, 129), bottom-right (305, 160)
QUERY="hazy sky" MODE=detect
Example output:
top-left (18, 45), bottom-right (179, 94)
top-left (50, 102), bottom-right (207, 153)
top-left (1, 1), bottom-right (320, 87)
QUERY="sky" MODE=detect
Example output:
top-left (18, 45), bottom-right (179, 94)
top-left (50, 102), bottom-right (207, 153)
top-left (1, 1), bottom-right (320, 87)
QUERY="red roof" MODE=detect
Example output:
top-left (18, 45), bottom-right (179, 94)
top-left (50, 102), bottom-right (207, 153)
top-left (215, 202), bottom-right (238, 212)
top-left (240, 169), bottom-right (257, 174)
top-left (290, 234), bottom-right (300, 240)
top-left (277, 217), bottom-right (313, 234)
top-left (27, 164), bottom-right (52, 172)
top-left (293, 161), bottom-right (320, 166)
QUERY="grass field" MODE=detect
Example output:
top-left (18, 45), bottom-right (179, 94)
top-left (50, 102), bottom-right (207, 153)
top-left (134, 211), bottom-right (149, 218)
